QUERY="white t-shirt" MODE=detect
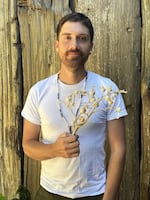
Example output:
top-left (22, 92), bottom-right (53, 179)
top-left (21, 71), bottom-right (128, 198)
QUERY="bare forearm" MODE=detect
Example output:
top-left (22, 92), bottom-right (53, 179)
top-left (23, 140), bottom-right (56, 160)
top-left (23, 133), bottom-right (80, 161)
top-left (103, 150), bottom-right (126, 200)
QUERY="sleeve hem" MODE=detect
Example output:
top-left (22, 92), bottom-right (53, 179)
top-left (21, 112), bottom-right (41, 125)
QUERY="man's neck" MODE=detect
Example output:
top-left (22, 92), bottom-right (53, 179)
top-left (58, 68), bottom-right (87, 85)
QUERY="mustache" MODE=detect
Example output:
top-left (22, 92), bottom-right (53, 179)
top-left (66, 49), bottom-right (82, 55)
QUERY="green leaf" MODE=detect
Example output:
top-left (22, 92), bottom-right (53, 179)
top-left (0, 194), bottom-right (7, 200)
top-left (16, 186), bottom-right (31, 200)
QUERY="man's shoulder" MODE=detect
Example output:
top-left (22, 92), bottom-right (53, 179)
top-left (29, 74), bottom-right (57, 95)
top-left (88, 71), bottom-right (115, 85)
top-left (34, 74), bottom-right (56, 88)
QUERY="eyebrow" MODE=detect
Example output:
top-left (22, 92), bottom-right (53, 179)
top-left (61, 33), bottom-right (89, 36)
top-left (61, 33), bottom-right (71, 36)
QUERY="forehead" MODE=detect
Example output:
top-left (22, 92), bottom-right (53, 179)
top-left (59, 21), bottom-right (90, 36)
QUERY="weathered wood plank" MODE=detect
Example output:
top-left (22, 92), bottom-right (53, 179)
top-left (141, 1), bottom-right (150, 199)
top-left (0, 0), bottom-right (22, 199)
top-left (76, 1), bottom-right (141, 200)
top-left (17, 0), bottom-right (72, 198)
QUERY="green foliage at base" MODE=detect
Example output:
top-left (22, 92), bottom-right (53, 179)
top-left (0, 186), bottom-right (31, 200)
top-left (0, 193), bottom-right (7, 200)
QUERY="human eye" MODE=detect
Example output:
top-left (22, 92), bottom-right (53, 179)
top-left (63, 35), bottom-right (71, 41)
top-left (78, 35), bottom-right (89, 42)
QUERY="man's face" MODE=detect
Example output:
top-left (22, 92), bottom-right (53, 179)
top-left (55, 21), bottom-right (93, 68)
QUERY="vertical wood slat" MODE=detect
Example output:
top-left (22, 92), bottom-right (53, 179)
top-left (141, 1), bottom-right (150, 200)
top-left (17, 0), bottom-right (72, 198)
top-left (0, 0), bottom-right (22, 199)
top-left (76, 1), bottom-right (141, 200)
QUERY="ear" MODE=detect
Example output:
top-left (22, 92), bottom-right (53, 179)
top-left (89, 42), bottom-right (93, 54)
top-left (55, 40), bottom-right (59, 52)
top-left (90, 42), bottom-right (93, 52)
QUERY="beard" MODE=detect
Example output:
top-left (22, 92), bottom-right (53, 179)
top-left (62, 50), bottom-right (89, 68)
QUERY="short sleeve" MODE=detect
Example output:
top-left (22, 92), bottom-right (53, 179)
top-left (21, 86), bottom-right (41, 125)
top-left (106, 83), bottom-right (128, 121)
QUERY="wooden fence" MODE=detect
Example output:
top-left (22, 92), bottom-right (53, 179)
top-left (0, 0), bottom-right (149, 200)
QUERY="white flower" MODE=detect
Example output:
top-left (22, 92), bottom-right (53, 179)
top-left (119, 89), bottom-right (127, 94)
top-left (92, 101), bottom-right (99, 108)
top-left (63, 85), bottom-right (127, 135)
top-left (107, 86), bottom-right (112, 92)
top-left (105, 95), bottom-right (113, 105)
top-left (100, 86), bottom-right (105, 92)
top-left (80, 91), bottom-right (87, 96)
top-left (116, 107), bottom-right (121, 112)
top-left (90, 97), bottom-right (96, 103)
top-left (79, 107), bottom-right (87, 114)
top-left (89, 89), bottom-right (95, 97)
top-left (78, 116), bottom-right (86, 124)
top-left (66, 96), bottom-right (74, 107)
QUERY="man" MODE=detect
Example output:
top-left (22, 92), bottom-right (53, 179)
top-left (21, 12), bottom-right (128, 200)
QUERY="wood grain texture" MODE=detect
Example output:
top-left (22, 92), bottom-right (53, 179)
top-left (76, 1), bottom-right (141, 199)
top-left (17, 1), bottom-right (72, 198)
top-left (141, 0), bottom-right (150, 200)
top-left (0, 0), bottom-right (22, 199)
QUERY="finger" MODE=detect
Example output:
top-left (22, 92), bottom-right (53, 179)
top-left (59, 132), bottom-right (69, 138)
top-left (70, 149), bottom-right (80, 157)
top-left (68, 140), bottom-right (80, 148)
top-left (64, 148), bottom-right (79, 158)
top-left (67, 135), bottom-right (79, 143)
top-left (70, 147), bottom-right (80, 154)
top-left (70, 153), bottom-right (80, 158)
top-left (64, 152), bottom-right (79, 158)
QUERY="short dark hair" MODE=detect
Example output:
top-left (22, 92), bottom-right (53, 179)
top-left (56, 12), bottom-right (94, 42)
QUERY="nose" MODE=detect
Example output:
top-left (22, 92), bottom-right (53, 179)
top-left (70, 38), bottom-right (79, 50)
